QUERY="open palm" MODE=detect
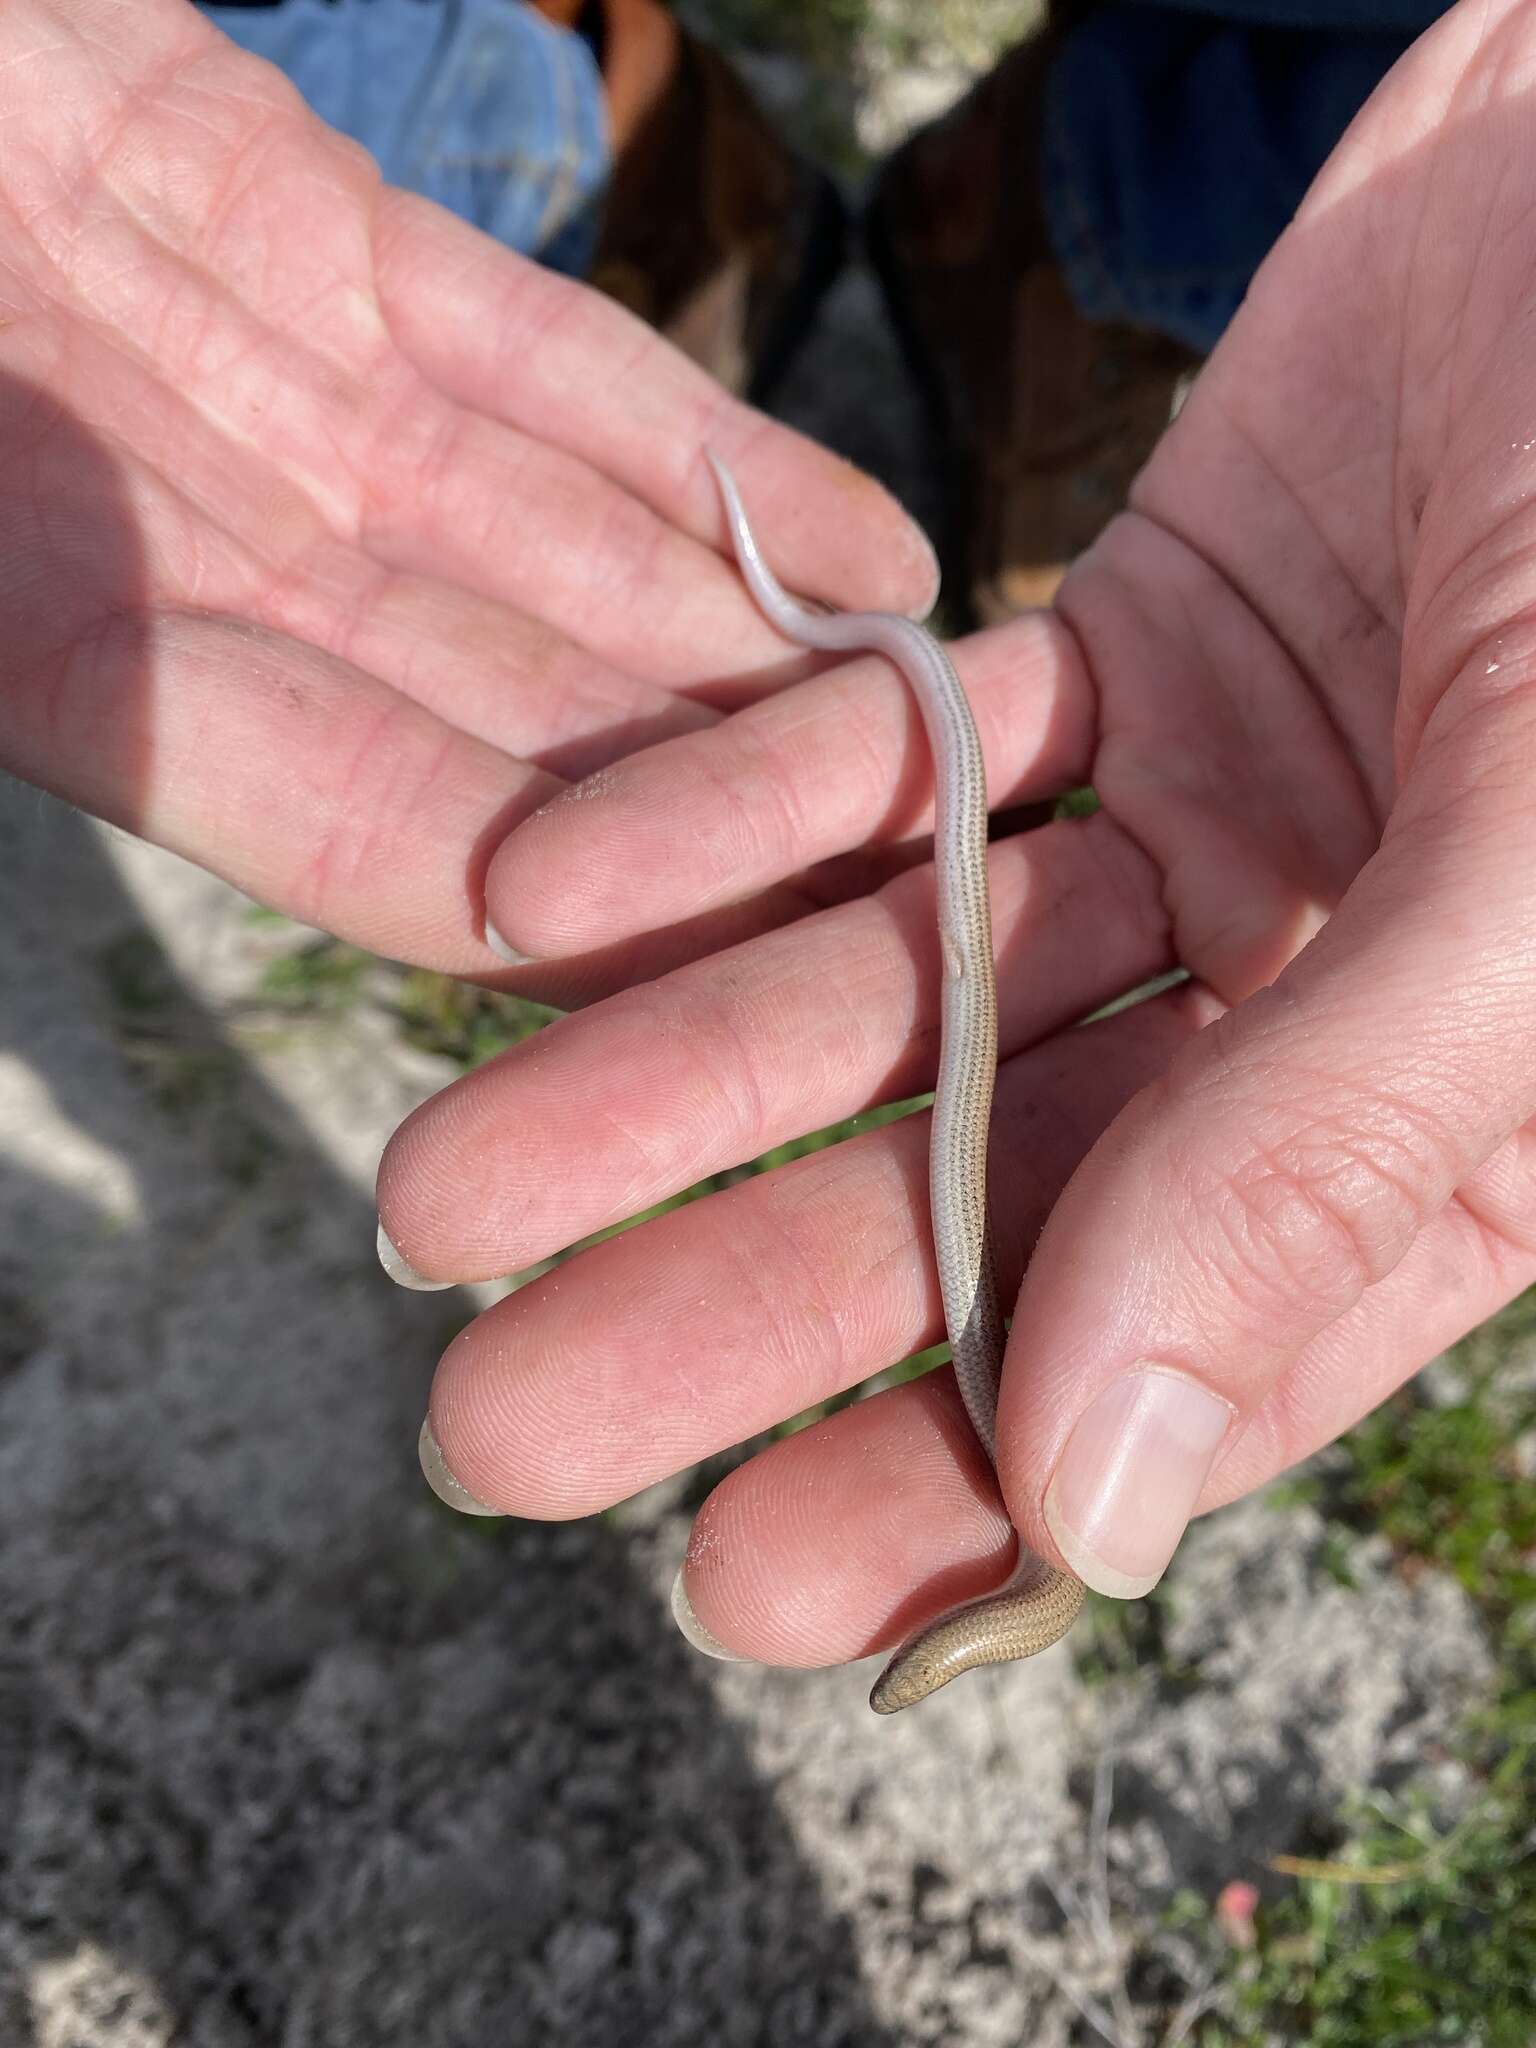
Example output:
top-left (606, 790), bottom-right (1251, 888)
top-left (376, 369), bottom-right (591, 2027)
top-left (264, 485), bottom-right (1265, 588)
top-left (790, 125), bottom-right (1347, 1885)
top-left (383, 0), bottom-right (1536, 1666)
top-left (0, 0), bottom-right (934, 1008)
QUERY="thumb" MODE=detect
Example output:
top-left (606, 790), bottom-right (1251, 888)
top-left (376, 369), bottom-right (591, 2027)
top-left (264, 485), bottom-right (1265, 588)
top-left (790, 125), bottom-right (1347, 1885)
top-left (999, 652), bottom-right (1536, 1597)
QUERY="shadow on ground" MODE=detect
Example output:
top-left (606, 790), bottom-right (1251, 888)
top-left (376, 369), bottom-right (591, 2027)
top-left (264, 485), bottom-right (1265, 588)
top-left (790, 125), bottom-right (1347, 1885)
top-left (0, 791), bottom-right (901, 2047)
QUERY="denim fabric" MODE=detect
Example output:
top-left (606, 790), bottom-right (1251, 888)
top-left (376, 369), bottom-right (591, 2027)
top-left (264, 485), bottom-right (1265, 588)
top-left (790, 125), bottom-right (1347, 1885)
top-left (1043, 0), bottom-right (1448, 352)
top-left (198, 0), bottom-right (610, 275)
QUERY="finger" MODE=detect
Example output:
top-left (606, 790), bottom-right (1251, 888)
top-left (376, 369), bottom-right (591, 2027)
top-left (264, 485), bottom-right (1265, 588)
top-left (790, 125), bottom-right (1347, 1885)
top-left (265, 553), bottom-right (720, 781)
top-left (1204, 1130), bottom-right (1536, 1509)
top-left (374, 189), bottom-right (940, 619)
top-left (0, 382), bottom-right (811, 991)
top-left (998, 640), bottom-right (1536, 1600)
top-left (680, 1375), bottom-right (1010, 1669)
top-left (33, 22), bottom-right (914, 699)
top-left (366, 405), bottom-right (831, 697)
top-left (3, 606), bottom-right (542, 964)
top-left (1, 336), bottom-right (726, 833)
top-left (80, 289), bottom-right (812, 708)
top-left (0, 603), bottom-right (809, 990)
top-left (676, 1168), bottom-right (1536, 1666)
top-left (421, 986), bottom-right (1207, 1517)
top-left (377, 811), bottom-right (1170, 1282)
top-left (482, 611), bottom-right (1097, 961)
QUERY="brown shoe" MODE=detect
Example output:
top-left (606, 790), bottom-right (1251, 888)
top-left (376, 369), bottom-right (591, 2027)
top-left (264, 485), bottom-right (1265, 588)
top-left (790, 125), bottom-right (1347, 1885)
top-left (569, 0), bottom-right (846, 402)
top-left (865, 29), bottom-right (1200, 622)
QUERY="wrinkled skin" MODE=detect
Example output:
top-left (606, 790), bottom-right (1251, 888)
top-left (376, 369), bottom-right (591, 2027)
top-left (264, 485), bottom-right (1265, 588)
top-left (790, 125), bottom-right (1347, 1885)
top-left (8, 1), bottom-right (1536, 1670)
top-left (0, 0), bottom-right (935, 1002)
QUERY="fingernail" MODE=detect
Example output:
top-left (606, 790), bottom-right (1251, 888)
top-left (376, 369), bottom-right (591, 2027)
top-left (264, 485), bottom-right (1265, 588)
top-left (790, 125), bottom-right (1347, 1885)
top-left (1042, 1368), bottom-right (1232, 1598)
top-left (418, 1417), bottom-right (504, 1517)
top-left (909, 526), bottom-right (942, 617)
top-left (376, 1222), bottom-right (454, 1292)
top-left (670, 1566), bottom-right (749, 1663)
top-left (484, 920), bottom-right (535, 967)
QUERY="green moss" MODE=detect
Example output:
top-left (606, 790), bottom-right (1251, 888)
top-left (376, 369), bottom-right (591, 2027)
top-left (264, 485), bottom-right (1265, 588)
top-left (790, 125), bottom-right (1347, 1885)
top-left (1312, 1302), bottom-right (1536, 1630)
top-left (1200, 1293), bottom-right (1536, 2045)
top-left (393, 967), bottom-right (557, 1069)
top-left (1209, 1744), bottom-right (1536, 2047)
top-left (257, 936), bottom-right (373, 1013)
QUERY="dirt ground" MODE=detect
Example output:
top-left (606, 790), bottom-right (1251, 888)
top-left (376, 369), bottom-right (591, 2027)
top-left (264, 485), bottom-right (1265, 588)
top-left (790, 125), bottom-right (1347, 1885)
top-left (0, 777), bottom-right (1495, 2048)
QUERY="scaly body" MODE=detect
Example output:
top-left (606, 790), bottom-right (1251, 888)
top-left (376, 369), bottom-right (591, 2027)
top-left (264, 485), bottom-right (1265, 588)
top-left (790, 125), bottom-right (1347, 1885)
top-left (707, 452), bottom-right (1085, 1713)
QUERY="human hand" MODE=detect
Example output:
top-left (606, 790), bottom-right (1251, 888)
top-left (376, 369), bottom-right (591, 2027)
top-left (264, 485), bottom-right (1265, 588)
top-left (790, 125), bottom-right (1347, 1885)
top-left (0, 0), bottom-right (933, 1007)
top-left (381, 0), bottom-right (1536, 1667)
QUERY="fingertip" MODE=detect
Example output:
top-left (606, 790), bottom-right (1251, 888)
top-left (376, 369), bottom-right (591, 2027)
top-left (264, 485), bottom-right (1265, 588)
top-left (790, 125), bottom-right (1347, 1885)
top-left (481, 782), bottom-right (623, 962)
top-left (710, 435), bottom-right (940, 618)
top-left (1039, 1494), bottom-right (1163, 1601)
top-left (829, 456), bottom-right (940, 617)
top-left (837, 471), bottom-right (939, 618)
top-left (900, 520), bottom-right (942, 621)
top-left (418, 1416), bottom-right (506, 1517)
top-left (377, 1220), bottom-right (455, 1292)
top-left (670, 1565), bottom-right (752, 1663)
top-left (480, 813), bottom-right (567, 962)
top-left (1036, 1367), bottom-right (1234, 1600)
top-left (483, 918), bottom-right (536, 967)
top-left (484, 759), bottom-right (693, 961)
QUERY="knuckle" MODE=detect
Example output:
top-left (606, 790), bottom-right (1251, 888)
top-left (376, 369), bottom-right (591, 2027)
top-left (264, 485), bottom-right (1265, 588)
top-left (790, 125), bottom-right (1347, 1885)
top-left (1196, 1100), bottom-right (1441, 1323)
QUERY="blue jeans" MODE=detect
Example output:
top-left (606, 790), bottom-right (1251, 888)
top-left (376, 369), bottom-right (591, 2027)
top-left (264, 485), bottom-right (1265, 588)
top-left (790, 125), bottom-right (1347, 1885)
top-left (1043, 0), bottom-right (1449, 351)
top-left (202, 0), bottom-right (1448, 355)
top-left (198, 0), bottom-right (610, 276)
